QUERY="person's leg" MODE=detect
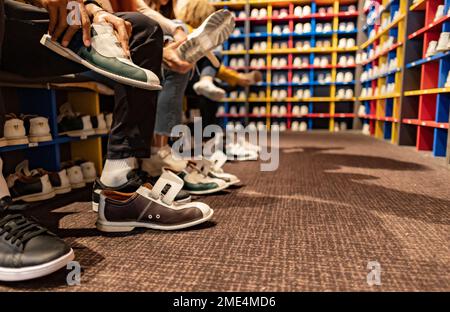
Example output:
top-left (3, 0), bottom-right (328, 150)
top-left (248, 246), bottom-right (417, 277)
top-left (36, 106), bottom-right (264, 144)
top-left (100, 12), bottom-right (163, 186)
top-left (193, 53), bottom-right (226, 101)
top-left (141, 68), bottom-right (190, 176)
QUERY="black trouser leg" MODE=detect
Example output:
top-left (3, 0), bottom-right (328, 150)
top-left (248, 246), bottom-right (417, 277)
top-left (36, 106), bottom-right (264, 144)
top-left (0, 0), bottom-right (162, 159)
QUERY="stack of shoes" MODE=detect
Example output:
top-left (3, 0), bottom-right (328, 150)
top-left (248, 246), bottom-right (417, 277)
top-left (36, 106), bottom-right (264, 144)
top-left (61, 160), bottom-right (98, 189)
top-left (57, 103), bottom-right (96, 138)
top-left (90, 113), bottom-right (108, 135)
top-left (7, 166), bottom-right (55, 203)
top-left (4, 114), bottom-right (53, 146)
top-left (14, 160), bottom-right (71, 195)
top-left (95, 170), bottom-right (213, 232)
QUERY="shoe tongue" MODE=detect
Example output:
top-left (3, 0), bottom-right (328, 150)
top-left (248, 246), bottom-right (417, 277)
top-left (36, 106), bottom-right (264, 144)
top-left (91, 23), bottom-right (128, 59)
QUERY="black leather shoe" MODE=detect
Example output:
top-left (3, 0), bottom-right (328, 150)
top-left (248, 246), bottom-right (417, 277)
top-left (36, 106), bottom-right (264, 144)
top-left (0, 214), bottom-right (74, 281)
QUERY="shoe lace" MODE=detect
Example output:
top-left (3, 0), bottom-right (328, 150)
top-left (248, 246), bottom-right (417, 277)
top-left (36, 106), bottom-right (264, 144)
top-left (0, 214), bottom-right (48, 247)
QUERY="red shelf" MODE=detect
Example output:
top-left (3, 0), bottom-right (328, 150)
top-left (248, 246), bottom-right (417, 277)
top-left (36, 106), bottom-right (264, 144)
top-left (408, 15), bottom-right (450, 40)
top-left (403, 119), bottom-right (449, 129)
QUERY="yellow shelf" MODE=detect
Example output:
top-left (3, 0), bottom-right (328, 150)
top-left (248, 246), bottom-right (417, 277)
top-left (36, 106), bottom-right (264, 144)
top-left (288, 97), bottom-right (356, 102)
top-left (404, 88), bottom-right (450, 96)
top-left (360, 15), bottom-right (405, 49)
top-left (222, 50), bottom-right (248, 55)
top-left (358, 93), bottom-right (401, 101)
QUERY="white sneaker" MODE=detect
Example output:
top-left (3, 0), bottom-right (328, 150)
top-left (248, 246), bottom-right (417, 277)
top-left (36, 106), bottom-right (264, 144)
top-left (93, 113), bottom-right (108, 135)
top-left (336, 72), bottom-right (344, 82)
top-left (291, 121), bottom-right (299, 131)
top-left (4, 117), bottom-right (28, 146)
top-left (41, 23), bottom-right (161, 91)
top-left (206, 151), bottom-right (240, 186)
top-left (193, 79), bottom-right (226, 101)
top-left (178, 10), bottom-right (234, 66)
top-left (426, 41), bottom-right (438, 57)
top-left (226, 143), bottom-right (258, 161)
top-left (292, 106), bottom-right (300, 116)
top-left (80, 161), bottom-right (97, 183)
top-left (299, 121), bottom-right (308, 132)
top-left (105, 113), bottom-right (113, 130)
top-left (435, 5), bottom-right (445, 21)
top-left (294, 6), bottom-right (302, 17)
top-left (142, 145), bottom-right (188, 177)
top-left (66, 165), bottom-right (86, 189)
top-left (436, 32), bottom-right (450, 52)
top-left (362, 123), bottom-right (370, 135)
top-left (300, 105), bottom-right (309, 115)
top-left (27, 116), bottom-right (52, 143)
top-left (338, 38), bottom-right (347, 49)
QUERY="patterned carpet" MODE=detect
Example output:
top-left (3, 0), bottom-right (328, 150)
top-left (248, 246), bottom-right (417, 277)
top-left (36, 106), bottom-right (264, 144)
top-left (1, 132), bottom-right (449, 291)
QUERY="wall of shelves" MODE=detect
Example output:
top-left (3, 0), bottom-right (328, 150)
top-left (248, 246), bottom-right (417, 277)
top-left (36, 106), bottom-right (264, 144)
top-left (213, 0), bottom-right (359, 131)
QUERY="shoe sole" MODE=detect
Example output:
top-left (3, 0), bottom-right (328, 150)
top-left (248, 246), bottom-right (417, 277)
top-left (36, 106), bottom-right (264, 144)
top-left (178, 10), bottom-right (235, 64)
top-left (185, 183), bottom-right (229, 195)
top-left (29, 134), bottom-right (53, 143)
top-left (59, 129), bottom-right (96, 138)
top-left (13, 190), bottom-right (56, 202)
top-left (96, 209), bottom-right (213, 232)
top-left (6, 137), bottom-right (29, 146)
top-left (95, 128), bottom-right (109, 135)
top-left (91, 195), bottom-right (192, 212)
top-left (0, 249), bottom-right (74, 282)
top-left (71, 182), bottom-right (86, 189)
top-left (40, 35), bottom-right (162, 91)
top-left (54, 185), bottom-right (72, 195)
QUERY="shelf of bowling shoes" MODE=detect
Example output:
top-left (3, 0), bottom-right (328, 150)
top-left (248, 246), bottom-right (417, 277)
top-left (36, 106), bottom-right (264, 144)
top-left (408, 15), bottom-right (450, 40)
top-left (406, 50), bottom-right (450, 69)
top-left (0, 133), bottom-right (108, 153)
top-left (360, 42), bottom-right (404, 66)
top-left (217, 113), bottom-right (247, 118)
top-left (409, 0), bottom-right (427, 12)
top-left (360, 14), bottom-right (406, 49)
top-left (358, 93), bottom-right (401, 101)
top-left (211, 1), bottom-right (247, 8)
top-left (404, 87), bottom-right (450, 96)
top-left (360, 68), bottom-right (402, 83)
top-left (270, 47), bottom-right (358, 54)
top-left (230, 64), bottom-right (357, 71)
top-left (402, 118), bottom-right (449, 129)
top-left (269, 81), bottom-right (356, 87)
top-left (358, 114), bottom-right (377, 120)
top-left (362, 0), bottom-right (395, 31)
top-left (288, 97), bottom-right (356, 102)
top-left (222, 50), bottom-right (249, 55)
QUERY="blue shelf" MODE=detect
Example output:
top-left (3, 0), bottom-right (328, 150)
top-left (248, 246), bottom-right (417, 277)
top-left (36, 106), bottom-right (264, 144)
top-left (361, 68), bottom-right (401, 83)
top-left (406, 51), bottom-right (450, 69)
top-left (0, 134), bottom-right (108, 153)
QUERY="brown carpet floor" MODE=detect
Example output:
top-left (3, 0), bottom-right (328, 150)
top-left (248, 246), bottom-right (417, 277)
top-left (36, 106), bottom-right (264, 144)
top-left (1, 132), bottom-right (449, 292)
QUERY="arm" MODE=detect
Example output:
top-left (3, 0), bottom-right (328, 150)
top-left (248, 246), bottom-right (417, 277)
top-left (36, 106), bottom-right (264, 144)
top-left (135, 0), bottom-right (184, 39)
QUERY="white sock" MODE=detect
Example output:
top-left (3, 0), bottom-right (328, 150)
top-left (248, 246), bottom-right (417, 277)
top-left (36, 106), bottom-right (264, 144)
top-left (100, 157), bottom-right (137, 187)
top-left (0, 158), bottom-right (11, 200)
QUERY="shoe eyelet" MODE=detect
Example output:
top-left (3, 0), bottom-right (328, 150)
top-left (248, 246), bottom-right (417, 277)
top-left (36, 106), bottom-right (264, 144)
top-left (148, 214), bottom-right (153, 219)
top-left (156, 214), bottom-right (160, 219)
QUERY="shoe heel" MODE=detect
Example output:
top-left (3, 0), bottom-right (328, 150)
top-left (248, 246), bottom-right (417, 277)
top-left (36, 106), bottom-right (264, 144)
top-left (96, 221), bottom-right (135, 233)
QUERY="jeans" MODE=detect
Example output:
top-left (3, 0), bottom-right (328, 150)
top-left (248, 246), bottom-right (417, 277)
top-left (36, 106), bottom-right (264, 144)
top-left (0, 0), bottom-right (163, 159)
top-left (154, 20), bottom-right (190, 137)
top-left (154, 68), bottom-right (190, 136)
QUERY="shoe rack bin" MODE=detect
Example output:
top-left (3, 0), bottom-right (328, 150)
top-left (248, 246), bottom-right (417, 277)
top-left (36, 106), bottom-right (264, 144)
top-left (355, 0), bottom-right (450, 162)
top-left (213, 0), bottom-right (359, 133)
top-left (0, 84), bottom-right (112, 177)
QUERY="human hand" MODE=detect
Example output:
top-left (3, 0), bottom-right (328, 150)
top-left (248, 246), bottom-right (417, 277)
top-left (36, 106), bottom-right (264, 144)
top-left (33, 0), bottom-right (91, 47)
top-left (163, 40), bottom-right (194, 74)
